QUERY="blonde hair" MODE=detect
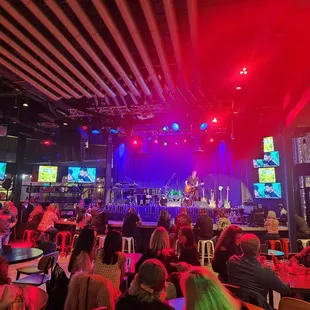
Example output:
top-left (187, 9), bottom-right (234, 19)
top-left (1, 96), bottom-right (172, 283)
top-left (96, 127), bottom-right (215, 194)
top-left (180, 267), bottom-right (239, 310)
top-left (149, 227), bottom-right (170, 253)
top-left (64, 272), bottom-right (115, 310)
top-left (268, 211), bottom-right (277, 219)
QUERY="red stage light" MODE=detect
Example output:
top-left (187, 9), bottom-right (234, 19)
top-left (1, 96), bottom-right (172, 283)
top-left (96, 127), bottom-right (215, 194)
top-left (236, 86), bottom-right (242, 90)
top-left (243, 71), bottom-right (247, 75)
top-left (81, 125), bottom-right (88, 131)
top-left (210, 138), bottom-right (214, 142)
top-left (240, 71), bottom-right (244, 74)
top-left (43, 140), bottom-right (51, 146)
top-left (212, 118), bottom-right (218, 123)
top-left (243, 67), bottom-right (247, 71)
top-left (184, 139), bottom-right (187, 143)
top-left (154, 139), bottom-right (158, 144)
top-left (133, 140), bottom-right (138, 145)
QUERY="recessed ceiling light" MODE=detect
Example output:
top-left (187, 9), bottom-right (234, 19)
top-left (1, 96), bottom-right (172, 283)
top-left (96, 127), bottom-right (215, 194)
top-left (23, 103), bottom-right (28, 107)
top-left (63, 122), bottom-right (68, 126)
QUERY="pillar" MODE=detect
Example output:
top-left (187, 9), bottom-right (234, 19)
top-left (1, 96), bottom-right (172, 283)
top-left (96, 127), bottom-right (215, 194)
top-left (104, 134), bottom-right (113, 203)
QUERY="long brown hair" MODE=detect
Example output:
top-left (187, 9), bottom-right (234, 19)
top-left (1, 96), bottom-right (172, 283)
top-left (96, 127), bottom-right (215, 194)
top-left (215, 225), bottom-right (242, 255)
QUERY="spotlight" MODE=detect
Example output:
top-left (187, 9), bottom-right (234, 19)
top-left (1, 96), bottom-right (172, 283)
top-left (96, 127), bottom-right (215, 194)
top-left (200, 122), bottom-right (208, 131)
top-left (240, 71), bottom-right (244, 75)
top-left (133, 140), bottom-right (138, 145)
top-left (212, 118), bottom-right (218, 123)
top-left (240, 68), bottom-right (248, 75)
top-left (163, 126), bottom-right (169, 131)
top-left (23, 103), bottom-right (28, 107)
top-left (81, 125), bottom-right (88, 131)
top-left (110, 128), bottom-right (118, 134)
top-left (42, 140), bottom-right (52, 146)
top-left (163, 142), bottom-right (167, 146)
top-left (92, 129), bottom-right (100, 135)
top-left (172, 123), bottom-right (179, 131)
top-left (154, 139), bottom-right (158, 144)
top-left (184, 139), bottom-right (187, 143)
top-left (210, 138), bottom-right (214, 142)
top-left (63, 122), bottom-right (68, 126)
top-left (175, 142), bottom-right (178, 145)
top-left (236, 86), bottom-right (242, 90)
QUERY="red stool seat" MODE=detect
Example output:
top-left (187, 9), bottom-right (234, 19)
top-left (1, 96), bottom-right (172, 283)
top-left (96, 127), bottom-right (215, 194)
top-left (55, 231), bottom-right (72, 257)
top-left (280, 238), bottom-right (289, 257)
top-left (22, 230), bottom-right (35, 246)
top-left (265, 240), bottom-right (283, 251)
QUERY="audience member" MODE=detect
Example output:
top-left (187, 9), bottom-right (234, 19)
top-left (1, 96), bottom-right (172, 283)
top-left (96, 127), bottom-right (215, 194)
top-left (217, 210), bottom-right (231, 232)
top-left (116, 259), bottom-right (173, 310)
top-left (279, 204), bottom-right (287, 224)
top-left (227, 234), bottom-right (289, 306)
top-left (76, 207), bottom-right (92, 231)
top-left (122, 208), bottom-right (141, 237)
top-left (212, 225), bottom-right (242, 282)
top-left (194, 208), bottom-right (213, 240)
top-left (264, 211), bottom-right (280, 240)
top-left (289, 246), bottom-right (310, 268)
top-left (89, 199), bottom-right (108, 234)
top-left (295, 214), bottom-right (310, 238)
top-left (27, 203), bottom-right (44, 230)
top-left (0, 256), bottom-right (32, 309)
top-left (68, 227), bottom-right (96, 276)
top-left (9, 202), bottom-right (18, 219)
top-left (65, 272), bottom-right (115, 310)
top-left (157, 210), bottom-right (171, 232)
top-left (178, 227), bottom-right (199, 265)
top-left (94, 230), bottom-right (125, 298)
top-left (37, 204), bottom-right (60, 241)
top-left (135, 227), bottom-right (178, 274)
top-left (180, 266), bottom-right (240, 310)
top-left (0, 202), bottom-right (17, 247)
top-left (19, 197), bottom-right (34, 223)
top-left (175, 208), bottom-right (192, 232)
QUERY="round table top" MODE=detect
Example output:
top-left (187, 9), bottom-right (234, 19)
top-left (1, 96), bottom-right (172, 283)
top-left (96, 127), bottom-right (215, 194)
top-left (267, 249), bottom-right (285, 256)
top-left (167, 297), bottom-right (264, 310)
top-left (0, 248), bottom-right (43, 264)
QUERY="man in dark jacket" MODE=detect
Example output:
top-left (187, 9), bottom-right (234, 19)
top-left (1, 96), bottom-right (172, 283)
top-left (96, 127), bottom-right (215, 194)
top-left (89, 199), bottom-right (108, 234)
top-left (194, 208), bottom-right (213, 240)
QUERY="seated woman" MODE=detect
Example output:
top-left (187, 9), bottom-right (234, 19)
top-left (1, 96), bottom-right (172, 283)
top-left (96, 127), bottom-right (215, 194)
top-left (264, 211), bottom-right (280, 240)
top-left (37, 204), bottom-right (60, 241)
top-left (65, 272), bottom-right (115, 310)
top-left (178, 227), bottom-right (199, 265)
top-left (68, 227), bottom-right (96, 276)
top-left (0, 256), bottom-right (32, 309)
top-left (94, 230), bottom-right (125, 298)
top-left (157, 210), bottom-right (171, 232)
top-left (27, 204), bottom-right (44, 230)
top-left (212, 225), bottom-right (242, 282)
top-left (116, 259), bottom-right (173, 310)
top-left (135, 227), bottom-right (178, 274)
top-left (75, 207), bottom-right (92, 232)
top-left (180, 267), bottom-right (240, 310)
top-left (289, 246), bottom-right (310, 267)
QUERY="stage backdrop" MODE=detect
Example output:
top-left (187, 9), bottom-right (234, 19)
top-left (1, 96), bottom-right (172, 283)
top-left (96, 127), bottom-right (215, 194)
top-left (113, 141), bottom-right (246, 207)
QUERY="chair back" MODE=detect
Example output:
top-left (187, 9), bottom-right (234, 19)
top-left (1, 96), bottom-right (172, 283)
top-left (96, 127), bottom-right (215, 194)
top-left (39, 242), bottom-right (57, 255)
top-left (38, 251), bottom-right (59, 273)
top-left (279, 297), bottom-right (310, 310)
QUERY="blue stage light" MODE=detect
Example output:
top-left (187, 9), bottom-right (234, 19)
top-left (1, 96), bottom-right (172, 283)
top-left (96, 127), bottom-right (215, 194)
top-left (200, 122), bottom-right (208, 131)
top-left (163, 126), bottom-right (169, 131)
top-left (110, 128), bottom-right (118, 134)
top-left (172, 123), bottom-right (179, 131)
top-left (92, 129), bottom-right (100, 135)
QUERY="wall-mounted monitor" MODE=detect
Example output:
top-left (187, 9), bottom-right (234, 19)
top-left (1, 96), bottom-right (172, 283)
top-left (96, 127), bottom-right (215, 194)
top-left (253, 151), bottom-right (280, 168)
top-left (263, 136), bottom-right (274, 152)
top-left (38, 166), bottom-right (58, 183)
top-left (258, 168), bottom-right (276, 183)
top-left (0, 163), bottom-right (7, 181)
top-left (68, 167), bottom-right (96, 183)
top-left (254, 182), bottom-right (282, 199)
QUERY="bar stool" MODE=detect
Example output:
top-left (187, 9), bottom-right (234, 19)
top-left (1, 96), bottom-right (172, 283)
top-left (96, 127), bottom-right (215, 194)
top-left (280, 238), bottom-right (290, 257)
top-left (265, 240), bottom-right (283, 251)
top-left (96, 234), bottom-right (106, 248)
top-left (22, 230), bottom-right (35, 245)
top-left (122, 237), bottom-right (135, 253)
top-left (297, 239), bottom-right (310, 249)
top-left (198, 240), bottom-right (214, 266)
top-left (56, 231), bottom-right (72, 257)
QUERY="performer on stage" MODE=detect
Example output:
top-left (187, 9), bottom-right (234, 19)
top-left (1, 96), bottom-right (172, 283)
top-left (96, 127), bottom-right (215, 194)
top-left (185, 170), bottom-right (199, 201)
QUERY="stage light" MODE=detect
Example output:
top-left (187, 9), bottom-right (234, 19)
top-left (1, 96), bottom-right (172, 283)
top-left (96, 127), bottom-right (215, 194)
top-left (81, 125), bottom-right (88, 131)
top-left (110, 128), bottom-right (118, 134)
top-left (240, 71), bottom-right (244, 75)
top-left (92, 129), bottom-right (100, 135)
top-left (184, 139), bottom-right (187, 143)
top-left (243, 71), bottom-right (247, 75)
top-left (154, 139), bottom-right (158, 144)
top-left (63, 122), bottom-right (68, 126)
top-left (133, 140), bottom-right (138, 145)
top-left (172, 123), bottom-right (179, 131)
top-left (175, 142), bottom-right (178, 145)
top-left (200, 122), bottom-right (208, 131)
top-left (23, 103), bottom-right (28, 107)
top-left (42, 140), bottom-right (52, 146)
top-left (212, 118), bottom-right (218, 123)
top-left (163, 142), bottom-right (167, 146)
top-left (240, 68), bottom-right (248, 75)
top-left (243, 67), bottom-right (247, 71)
top-left (210, 138), bottom-right (214, 142)
top-left (163, 126), bottom-right (169, 131)
top-left (236, 86), bottom-right (242, 90)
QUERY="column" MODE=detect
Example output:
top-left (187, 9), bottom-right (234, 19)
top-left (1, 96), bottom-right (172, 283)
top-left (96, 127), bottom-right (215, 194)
top-left (104, 134), bottom-right (113, 203)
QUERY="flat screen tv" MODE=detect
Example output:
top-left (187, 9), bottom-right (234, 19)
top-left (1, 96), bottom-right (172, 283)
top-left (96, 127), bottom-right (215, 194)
top-left (258, 168), bottom-right (276, 183)
top-left (38, 166), bottom-right (58, 182)
top-left (0, 163), bottom-right (7, 181)
top-left (253, 182), bottom-right (282, 199)
top-left (263, 136), bottom-right (274, 152)
top-left (68, 167), bottom-right (96, 183)
top-left (253, 151), bottom-right (280, 168)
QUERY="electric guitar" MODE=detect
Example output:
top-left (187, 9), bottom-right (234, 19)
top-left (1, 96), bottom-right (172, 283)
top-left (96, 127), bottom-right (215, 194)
top-left (184, 182), bottom-right (204, 194)
top-left (209, 189), bottom-right (216, 208)
top-left (201, 188), bottom-right (208, 203)
top-left (218, 186), bottom-right (224, 208)
top-left (224, 186), bottom-right (231, 209)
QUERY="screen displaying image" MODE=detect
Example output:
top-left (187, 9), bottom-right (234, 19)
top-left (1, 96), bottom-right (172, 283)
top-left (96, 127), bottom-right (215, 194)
top-left (68, 167), bottom-right (96, 183)
top-left (253, 182), bottom-right (282, 199)
top-left (0, 163), bottom-right (7, 181)
top-left (258, 168), bottom-right (276, 183)
top-left (263, 136), bottom-right (274, 152)
top-left (253, 151), bottom-right (280, 168)
top-left (38, 166), bottom-right (58, 182)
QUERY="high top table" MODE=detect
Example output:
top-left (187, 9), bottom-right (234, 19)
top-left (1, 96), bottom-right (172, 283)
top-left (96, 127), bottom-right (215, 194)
top-left (0, 248), bottom-right (43, 264)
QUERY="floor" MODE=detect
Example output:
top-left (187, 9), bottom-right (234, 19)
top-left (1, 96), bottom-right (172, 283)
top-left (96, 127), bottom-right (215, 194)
top-left (7, 241), bottom-right (281, 309)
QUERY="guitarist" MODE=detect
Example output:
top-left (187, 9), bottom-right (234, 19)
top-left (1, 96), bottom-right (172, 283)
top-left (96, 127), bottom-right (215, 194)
top-left (185, 170), bottom-right (199, 201)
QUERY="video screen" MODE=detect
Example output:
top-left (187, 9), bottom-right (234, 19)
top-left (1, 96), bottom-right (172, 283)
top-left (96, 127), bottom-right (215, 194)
top-left (68, 167), bottom-right (96, 183)
top-left (263, 136), bottom-right (274, 152)
top-left (258, 168), bottom-right (276, 183)
top-left (253, 151), bottom-right (280, 168)
top-left (253, 182), bottom-right (282, 199)
top-left (0, 163), bottom-right (7, 181)
top-left (38, 166), bottom-right (58, 183)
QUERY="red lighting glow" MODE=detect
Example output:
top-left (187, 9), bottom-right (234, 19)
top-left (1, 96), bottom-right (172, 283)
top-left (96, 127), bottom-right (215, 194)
top-left (133, 140), bottom-right (138, 145)
top-left (43, 140), bottom-right (51, 146)
top-left (81, 125), bottom-right (88, 131)
top-left (236, 86), bottom-right (242, 90)
top-left (212, 118), bottom-right (218, 123)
